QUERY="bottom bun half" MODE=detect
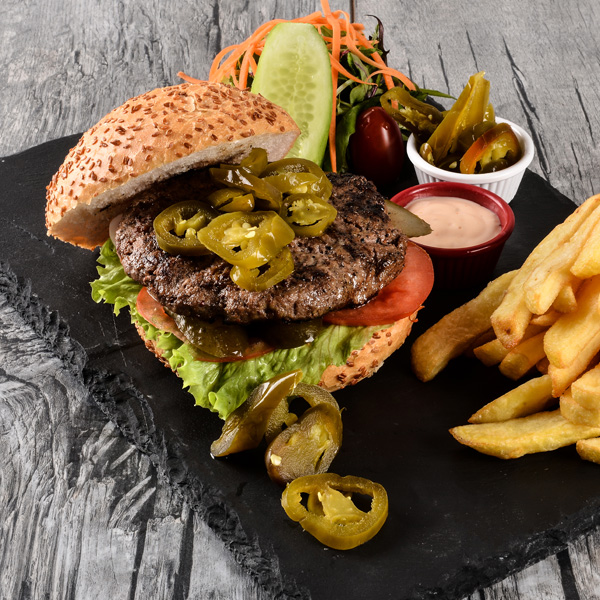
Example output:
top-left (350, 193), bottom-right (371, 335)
top-left (318, 315), bottom-right (416, 391)
top-left (135, 312), bottom-right (416, 396)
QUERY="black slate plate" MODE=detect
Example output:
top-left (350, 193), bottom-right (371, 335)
top-left (1, 135), bottom-right (597, 600)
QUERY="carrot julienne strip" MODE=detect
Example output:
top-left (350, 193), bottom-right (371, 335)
top-left (327, 5), bottom-right (341, 170)
top-left (195, 0), bottom-right (415, 171)
top-left (178, 71), bottom-right (202, 84)
top-left (329, 55), bottom-right (376, 86)
top-left (209, 45), bottom-right (237, 80)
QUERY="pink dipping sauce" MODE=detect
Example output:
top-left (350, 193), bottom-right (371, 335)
top-left (405, 196), bottom-right (502, 249)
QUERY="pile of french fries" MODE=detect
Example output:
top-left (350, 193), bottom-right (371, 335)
top-left (411, 193), bottom-right (600, 461)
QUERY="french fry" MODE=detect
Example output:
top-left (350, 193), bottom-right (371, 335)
top-left (548, 334), bottom-right (600, 397)
top-left (571, 216), bottom-right (600, 278)
top-left (491, 298), bottom-right (532, 352)
top-left (551, 277), bottom-right (581, 313)
top-left (410, 271), bottom-right (517, 382)
top-left (463, 328), bottom-right (497, 358)
top-left (544, 275), bottom-right (600, 369)
top-left (490, 194), bottom-right (600, 349)
top-left (571, 363), bottom-right (600, 411)
top-left (576, 437), bottom-right (600, 464)
top-left (536, 356), bottom-right (550, 374)
top-left (414, 194), bottom-right (600, 461)
top-left (498, 331), bottom-right (546, 380)
top-left (450, 410), bottom-right (600, 459)
top-left (560, 389), bottom-right (600, 428)
top-left (524, 203), bottom-right (600, 315)
top-left (530, 310), bottom-right (560, 327)
top-left (473, 338), bottom-right (510, 366)
top-left (469, 374), bottom-right (555, 423)
top-left (472, 322), bottom-right (548, 368)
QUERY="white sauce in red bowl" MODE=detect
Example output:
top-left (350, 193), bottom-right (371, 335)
top-left (405, 196), bottom-right (502, 249)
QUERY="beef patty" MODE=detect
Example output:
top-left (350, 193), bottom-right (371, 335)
top-left (114, 172), bottom-right (406, 323)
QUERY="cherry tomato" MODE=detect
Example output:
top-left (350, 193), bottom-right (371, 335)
top-left (323, 242), bottom-right (434, 326)
top-left (349, 107), bottom-right (405, 188)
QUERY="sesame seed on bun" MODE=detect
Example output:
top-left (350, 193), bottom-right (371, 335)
top-left (45, 81), bottom-right (300, 249)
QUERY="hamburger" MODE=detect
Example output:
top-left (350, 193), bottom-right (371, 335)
top-left (45, 81), bottom-right (433, 419)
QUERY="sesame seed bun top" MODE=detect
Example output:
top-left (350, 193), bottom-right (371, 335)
top-left (45, 81), bottom-right (300, 249)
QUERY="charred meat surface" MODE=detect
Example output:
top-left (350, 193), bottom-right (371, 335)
top-left (115, 172), bottom-right (406, 323)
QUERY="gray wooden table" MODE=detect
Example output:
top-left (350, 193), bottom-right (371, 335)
top-left (1, 0), bottom-right (598, 598)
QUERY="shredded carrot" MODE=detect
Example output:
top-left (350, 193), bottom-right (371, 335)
top-left (326, 2), bottom-right (340, 171)
top-left (328, 55), bottom-right (374, 86)
top-left (178, 71), bottom-right (203, 84)
top-left (186, 0), bottom-right (415, 171)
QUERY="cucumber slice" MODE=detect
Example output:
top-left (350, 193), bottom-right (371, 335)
top-left (251, 23), bottom-right (333, 166)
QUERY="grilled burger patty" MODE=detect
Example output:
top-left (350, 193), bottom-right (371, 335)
top-left (114, 172), bottom-right (407, 323)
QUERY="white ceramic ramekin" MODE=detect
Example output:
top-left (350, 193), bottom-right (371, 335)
top-left (406, 118), bottom-right (535, 203)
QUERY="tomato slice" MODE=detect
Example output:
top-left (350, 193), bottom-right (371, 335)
top-left (323, 242), bottom-right (434, 327)
top-left (137, 287), bottom-right (184, 340)
top-left (135, 287), bottom-right (274, 362)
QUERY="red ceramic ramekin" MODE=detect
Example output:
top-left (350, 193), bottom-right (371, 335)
top-left (390, 182), bottom-right (515, 289)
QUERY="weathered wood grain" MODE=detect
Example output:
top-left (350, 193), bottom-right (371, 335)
top-left (0, 294), bottom-right (271, 599)
top-left (474, 557), bottom-right (567, 600)
top-left (0, 0), bottom-right (322, 158)
top-left (2, 0), bottom-right (600, 598)
top-left (356, 0), bottom-right (600, 205)
top-left (2, 0), bottom-right (599, 204)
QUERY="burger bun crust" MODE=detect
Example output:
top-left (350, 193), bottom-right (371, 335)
top-left (51, 80), bottom-right (418, 402)
top-left (319, 315), bottom-right (415, 391)
top-left (45, 81), bottom-right (300, 249)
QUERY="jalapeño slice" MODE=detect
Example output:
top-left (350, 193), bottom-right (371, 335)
top-left (265, 403), bottom-right (343, 486)
top-left (197, 211), bottom-right (295, 269)
top-left (153, 200), bottom-right (216, 256)
top-left (210, 166), bottom-right (282, 211)
top-left (220, 147), bottom-right (269, 176)
top-left (230, 247), bottom-right (294, 292)
top-left (281, 473), bottom-right (389, 550)
top-left (261, 318), bottom-right (325, 349)
top-left (281, 193), bottom-right (337, 237)
top-left (171, 313), bottom-right (249, 358)
top-left (459, 122), bottom-right (522, 174)
top-left (210, 370), bottom-right (303, 457)
top-left (261, 157), bottom-right (332, 201)
top-left (206, 188), bottom-right (255, 212)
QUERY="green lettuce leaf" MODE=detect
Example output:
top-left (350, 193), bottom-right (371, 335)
top-left (91, 240), bottom-right (142, 315)
top-left (91, 240), bottom-right (386, 419)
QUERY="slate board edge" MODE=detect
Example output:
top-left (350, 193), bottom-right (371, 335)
top-left (1, 136), bottom-right (594, 600)
top-left (0, 261), bottom-right (309, 600)
top-left (418, 510), bottom-right (600, 600)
